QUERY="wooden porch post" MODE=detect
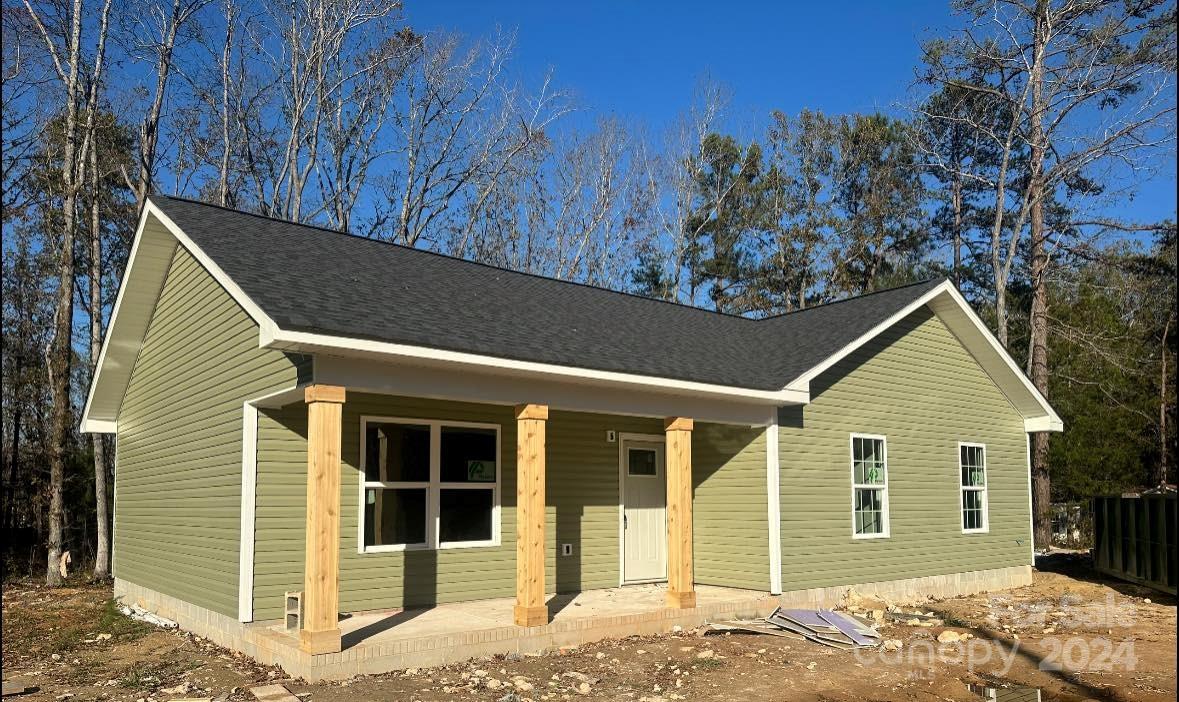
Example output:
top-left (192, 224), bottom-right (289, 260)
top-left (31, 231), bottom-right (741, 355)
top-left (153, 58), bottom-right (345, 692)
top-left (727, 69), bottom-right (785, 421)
top-left (514, 403), bottom-right (548, 627)
top-left (664, 417), bottom-right (696, 608)
top-left (300, 384), bottom-right (345, 654)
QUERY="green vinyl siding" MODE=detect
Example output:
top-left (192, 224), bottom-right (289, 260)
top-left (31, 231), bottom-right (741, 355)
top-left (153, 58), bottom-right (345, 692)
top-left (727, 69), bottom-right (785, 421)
top-left (252, 396), bottom-right (768, 620)
top-left (693, 425), bottom-right (769, 590)
top-left (778, 306), bottom-right (1031, 591)
top-left (114, 245), bottom-right (308, 618)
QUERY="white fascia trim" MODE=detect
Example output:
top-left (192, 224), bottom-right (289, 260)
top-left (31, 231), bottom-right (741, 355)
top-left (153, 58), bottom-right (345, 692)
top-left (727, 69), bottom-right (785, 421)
top-left (81, 418), bottom-right (118, 434)
top-left (1024, 416), bottom-right (1064, 433)
top-left (939, 284), bottom-right (1063, 432)
top-left (82, 199), bottom-right (281, 432)
top-left (81, 204), bottom-right (154, 432)
top-left (784, 281), bottom-right (955, 394)
top-left (147, 200), bottom-right (279, 338)
top-left (265, 328), bottom-right (810, 406)
top-left (765, 411), bottom-right (782, 595)
top-left (782, 280), bottom-right (1062, 431)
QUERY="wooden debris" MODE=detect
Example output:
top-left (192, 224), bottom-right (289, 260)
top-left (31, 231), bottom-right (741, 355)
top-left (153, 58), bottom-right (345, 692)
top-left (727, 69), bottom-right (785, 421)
top-left (249, 683), bottom-right (301, 702)
top-left (1, 680), bottom-right (37, 697)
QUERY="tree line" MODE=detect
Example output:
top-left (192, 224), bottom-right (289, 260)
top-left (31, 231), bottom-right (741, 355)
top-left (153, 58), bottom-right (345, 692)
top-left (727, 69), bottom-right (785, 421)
top-left (2, 0), bottom-right (1175, 583)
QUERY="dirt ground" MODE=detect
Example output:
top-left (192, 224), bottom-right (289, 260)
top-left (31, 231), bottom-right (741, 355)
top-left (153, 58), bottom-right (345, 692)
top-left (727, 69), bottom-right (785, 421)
top-left (2, 555), bottom-right (1174, 702)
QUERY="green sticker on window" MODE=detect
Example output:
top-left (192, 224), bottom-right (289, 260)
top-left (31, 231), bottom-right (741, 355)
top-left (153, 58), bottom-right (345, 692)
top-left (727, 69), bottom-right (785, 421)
top-left (467, 460), bottom-right (496, 482)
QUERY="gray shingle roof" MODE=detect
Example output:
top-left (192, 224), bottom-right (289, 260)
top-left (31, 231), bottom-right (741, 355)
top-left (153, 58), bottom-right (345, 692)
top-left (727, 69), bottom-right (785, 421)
top-left (152, 195), bottom-right (946, 392)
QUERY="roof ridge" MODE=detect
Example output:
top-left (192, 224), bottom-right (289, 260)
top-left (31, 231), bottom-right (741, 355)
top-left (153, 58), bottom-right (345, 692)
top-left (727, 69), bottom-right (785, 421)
top-left (757, 277), bottom-right (948, 322)
top-left (152, 193), bottom-right (760, 323)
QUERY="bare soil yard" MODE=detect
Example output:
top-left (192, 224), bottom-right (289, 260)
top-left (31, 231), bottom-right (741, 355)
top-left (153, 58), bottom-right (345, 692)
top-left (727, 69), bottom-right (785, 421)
top-left (2, 555), bottom-right (1174, 702)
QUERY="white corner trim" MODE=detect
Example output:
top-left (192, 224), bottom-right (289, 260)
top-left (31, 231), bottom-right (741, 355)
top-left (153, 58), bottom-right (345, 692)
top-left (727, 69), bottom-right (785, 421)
top-left (237, 384), bottom-right (300, 624)
top-left (765, 412), bottom-right (782, 595)
top-left (1025, 432), bottom-right (1035, 563)
top-left (267, 328), bottom-right (810, 406)
top-left (238, 401), bottom-right (259, 623)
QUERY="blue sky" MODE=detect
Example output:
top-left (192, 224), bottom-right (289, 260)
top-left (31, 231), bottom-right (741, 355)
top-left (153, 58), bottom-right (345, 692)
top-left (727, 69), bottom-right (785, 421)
top-left (406, 0), bottom-right (1177, 227)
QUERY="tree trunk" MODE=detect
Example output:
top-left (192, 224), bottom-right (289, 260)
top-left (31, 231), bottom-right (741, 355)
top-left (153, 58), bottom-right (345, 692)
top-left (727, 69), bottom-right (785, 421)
top-left (952, 173), bottom-right (962, 287)
top-left (1027, 0), bottom-right (1052, 552)
top-left (45, 0), bottom-right (86, 588)
top-left (994, 284), bottom-right (1009, 347)
top-left (89, 137), bottom-right (110, 580)
top-left (1155, 313), bottom-right (1172, 487)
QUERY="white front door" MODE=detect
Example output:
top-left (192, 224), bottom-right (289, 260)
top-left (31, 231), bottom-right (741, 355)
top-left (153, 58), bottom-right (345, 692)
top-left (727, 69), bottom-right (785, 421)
top-left (621, 438), bottom-right (667, 583)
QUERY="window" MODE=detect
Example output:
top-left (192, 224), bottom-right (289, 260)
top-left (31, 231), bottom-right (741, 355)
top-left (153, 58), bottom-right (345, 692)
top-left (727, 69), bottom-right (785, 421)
top-left (851, 434), bottom-right (889, 538)
top-left (960, 443), bottom-right (988, 533)
top-left (627, 447), bottom-right (658, 476)
top-left (360, 417), bottom-right (500, 552)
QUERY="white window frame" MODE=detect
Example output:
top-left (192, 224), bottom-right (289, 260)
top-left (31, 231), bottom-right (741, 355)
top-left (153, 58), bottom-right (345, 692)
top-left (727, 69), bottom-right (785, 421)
top-left (358, 415), bottom-right (501, 553)
top-left (959, 441), bottom-right (989, 534)
top-left (850, 433), bottom-right (890, 539)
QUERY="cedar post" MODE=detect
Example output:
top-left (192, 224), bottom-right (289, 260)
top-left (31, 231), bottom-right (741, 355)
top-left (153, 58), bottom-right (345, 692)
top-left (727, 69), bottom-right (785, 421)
top-left (664, 417), bottom-right (696, 608)
top-left (300, 384), bottom-right (345, 654)
top-left (514, 404), bottom-right (549, 627)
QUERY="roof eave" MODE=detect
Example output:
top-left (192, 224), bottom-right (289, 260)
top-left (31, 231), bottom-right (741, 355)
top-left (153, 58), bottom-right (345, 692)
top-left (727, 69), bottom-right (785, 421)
top-left (264, 327), bottom-right (811, 407)
top-left (82, 198), bottom-right (280, 433)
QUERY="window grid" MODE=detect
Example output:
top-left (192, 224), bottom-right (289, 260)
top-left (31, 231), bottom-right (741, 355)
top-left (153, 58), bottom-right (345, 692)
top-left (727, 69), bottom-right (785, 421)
top-left (850, 434), bottom-right (889, 539)
top-left (360, 416), bottom-right (501, 553)
top-left (960, 443), bottom-right (988, 533)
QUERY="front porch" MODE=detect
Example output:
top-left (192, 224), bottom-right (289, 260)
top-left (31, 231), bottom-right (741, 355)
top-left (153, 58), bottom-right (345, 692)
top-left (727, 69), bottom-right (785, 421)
top-left (248, 583), bottom-right (777, 681)
top-left (289, 384), bottom-right (715, 656)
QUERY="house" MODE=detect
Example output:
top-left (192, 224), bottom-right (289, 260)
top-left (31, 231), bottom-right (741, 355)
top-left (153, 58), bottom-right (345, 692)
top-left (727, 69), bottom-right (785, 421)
top-left (83, 195), bottom-right (1062, 678)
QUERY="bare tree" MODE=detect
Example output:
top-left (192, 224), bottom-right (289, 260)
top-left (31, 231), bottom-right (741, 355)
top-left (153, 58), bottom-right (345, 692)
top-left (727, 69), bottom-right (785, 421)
top-left (384, 30), bottom-right (568, 247)
top-left (635, 77), bottom-right (730, 303)
top-left (255, 0), bottom-right (403, 221)
top-left (22, 0), bottom-right (114, 585)
top-left (118, 0), bottom-right (210, 210)
top-left (457, 116), bottom-right (649, 287)
top-left (86, 127), bottom-right (110, 579)
top-left (922, 0), bottom-right (1176, 548)
top-left (2, 8), bottom-right (50, 221)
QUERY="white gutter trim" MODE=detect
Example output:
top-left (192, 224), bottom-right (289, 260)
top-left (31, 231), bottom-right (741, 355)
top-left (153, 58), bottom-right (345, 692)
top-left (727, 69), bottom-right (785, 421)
top-left (765, 410), bottom-right (782, 595)
top-left (265, 328), bottom-right (810, 406)
top-left (237, 385), bottom-right (301, 623)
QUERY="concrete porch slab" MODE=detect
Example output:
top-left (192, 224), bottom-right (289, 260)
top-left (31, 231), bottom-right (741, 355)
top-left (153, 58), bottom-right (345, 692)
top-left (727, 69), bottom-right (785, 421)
top-left (252, 583), bottom-right (777, 681)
